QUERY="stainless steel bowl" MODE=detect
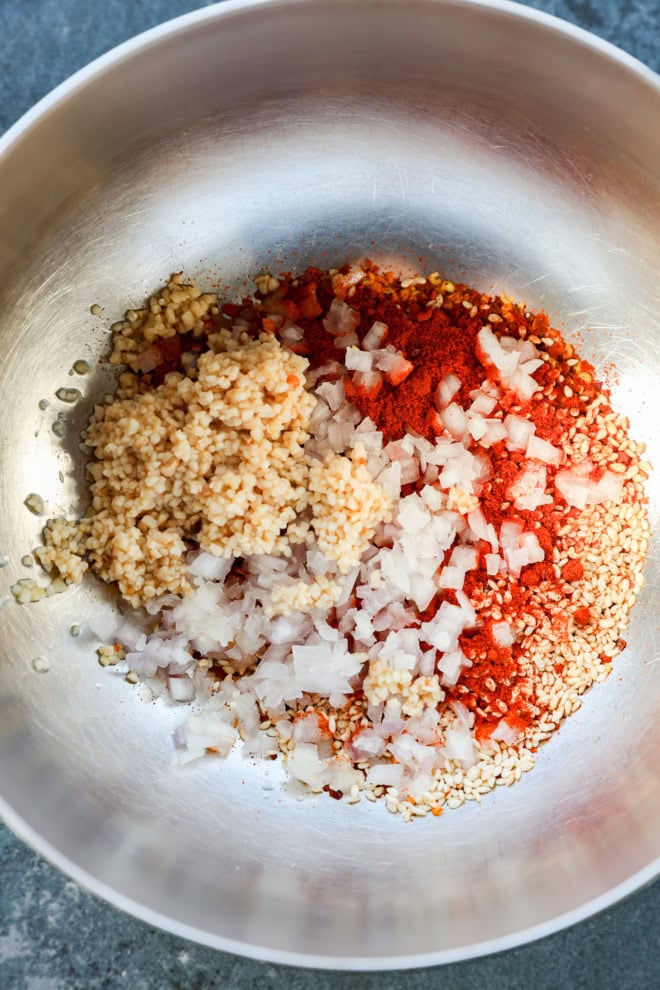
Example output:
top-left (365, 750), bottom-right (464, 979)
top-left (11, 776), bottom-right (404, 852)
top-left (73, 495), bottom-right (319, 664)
top-left (0, 0), bottom-right (658, 969)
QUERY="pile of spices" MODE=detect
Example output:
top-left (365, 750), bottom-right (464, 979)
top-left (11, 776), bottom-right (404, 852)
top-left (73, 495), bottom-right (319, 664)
top-left (29, 264), bottom-right (650, 819)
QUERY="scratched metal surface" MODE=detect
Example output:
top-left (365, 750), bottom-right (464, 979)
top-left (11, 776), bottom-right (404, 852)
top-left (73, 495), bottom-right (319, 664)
top-left (0, 0), bottom-right (658, 969)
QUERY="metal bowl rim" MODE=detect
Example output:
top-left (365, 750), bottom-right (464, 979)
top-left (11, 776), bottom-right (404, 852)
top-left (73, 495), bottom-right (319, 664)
top-left (0, 0), bottom-right (658, 969)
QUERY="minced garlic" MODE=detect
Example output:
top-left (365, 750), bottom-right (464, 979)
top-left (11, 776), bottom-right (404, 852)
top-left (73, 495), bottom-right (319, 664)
top-left (38, 282), bottom-right (392, 609)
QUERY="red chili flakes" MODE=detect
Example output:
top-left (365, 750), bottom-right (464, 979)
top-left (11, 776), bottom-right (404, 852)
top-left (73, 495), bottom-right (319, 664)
top-left (562, 559), bottom-right (584, 582)
top-left (574, 606), bottom-right (592, 626)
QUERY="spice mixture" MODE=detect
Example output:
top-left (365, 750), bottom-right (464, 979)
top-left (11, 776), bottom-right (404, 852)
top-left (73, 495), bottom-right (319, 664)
top-left (29, 264), bottom-right (650, 819)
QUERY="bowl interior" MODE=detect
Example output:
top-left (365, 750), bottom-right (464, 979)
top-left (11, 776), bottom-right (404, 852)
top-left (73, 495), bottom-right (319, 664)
top-left (0, 0), bottom-right (658, 967)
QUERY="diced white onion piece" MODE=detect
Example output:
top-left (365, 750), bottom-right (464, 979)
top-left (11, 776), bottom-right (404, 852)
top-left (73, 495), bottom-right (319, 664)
top-left (469, 390), bottom-right (498, 415)
top-left (450, 545), bottom-right (479, 571)
top-left (378, 461), bottom-right (402, 497)
top-left (508, 368), bottom-right (540, 400)
top-left (399, 458), bottom-right (420, 485)
top-left (189, 553), bottom-right (233, 582)
top-left (477, 326), bottom-right (541, 400)
top-left (593, 470), bottom-right (624, 503)
top-left (467, 508), bottom-right (498, 552)
top-left (344, 347), bottom-right (373, 372)
top-left (279, 319), bottom-right (304, 343)
top-left (363, 321), bottom-right (388, 350)
top-left (504, 532), bottom-right (544, 576)
top-left (500, 521), bottom-right (523, 550)
top-left (327, 421), bottom-right (348, 452)
top-left (384, 354), bottom-right (414, 386)
top-left (555, 467), bottom-right (623, 509)
top-left (420, 485), bottom-right (444, 512)
top-left (478, 419), bottom-right (508, 448)
top-left (397, 494), bottom-right (430, 534)
top-left (519, 532), bottom-right (545, 561)
top-left (510, 463), bottom-right (552, 511)
top-left (436, 374), bottom-right (462, 409)
top-left (438, 566), bottom-right (465, 591)
top-left (168, 675), bottom-right (195, 702)
top-left (526, 434), bottom-right (561, 466)
top-left (316, 380), bottom-right (346, 411)
top-left (490, 719), bottom-right (521, 745)
top-left (437, 650), bottom-right (468, 686)
top-left (468, 414), bottom-right (489, 441)
top-left (87, 612), bottom-right (121, 640)
top-left (444, 725), bottom-right (476, 765)
top-left (517, 341), bottom-right (539, 363)
top-left (441, 402), bottom-right (469, 440)
top-left (306, 361), bottom-right (343, 387)
top-left (477, 326), bottom-right (519, 377)
top-left (492, 621), bottom-right (515, 647)
top-left (287, 743), bottom-right (327, 787)
top-left (504, 413), bottom-right (535, 451)
top-left (323, 298), bottom-right (359, 337)
top-left (366, 763), bottom-right (404, 787)
top-left (352, 369), bottom-right (383, 396)
top-left (485, 553), bottom-right (501, 576)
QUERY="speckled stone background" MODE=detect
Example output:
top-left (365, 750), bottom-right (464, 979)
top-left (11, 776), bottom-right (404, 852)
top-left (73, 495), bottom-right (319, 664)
top-left (1, 1), bottom-right (658, 987)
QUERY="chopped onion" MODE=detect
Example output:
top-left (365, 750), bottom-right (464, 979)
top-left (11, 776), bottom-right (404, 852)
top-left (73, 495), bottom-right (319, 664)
top-left (363, 321), bottom-right (388, 350)
top-left (500, 520), bottom-right (523, 550)
top-left (478, 418), bottom-right (508, 448)
top-left (279, 319), bottom-right (304, 344)
top-left (526, 434), bottom-right (561, 466)
top-left (366, 763), bottom-right (403, 787)
top-left (469, 389), bottom-right (497, 416)
top-left (168, 675), bottom-right (195, 702)
top-left (467, 508), bottom-right (498, 552)
top-left (444, 725), bottom-right (476, 766)
top-left (490, 719), bottom-right (521, 745)
top-left (316, 380), bottom-right (346, 411)
top-left (504, 414), bottom-right (535, 451)
top-left (398, 457), bottom-right (421, 485)
top-left (352, 369), bottom-right (383, 397)
top-left (468, 414), bottom-right (489, 441)
top-left (189, 553), bottom-right (232, 582)
top-left (384, 354), bottom-right (414, 386)
top-left (440, 403), bottom-right (469, 440)
top-left (435, 374), bottom-right (462, 409)
top-left (509, 463), bottom-right (552, 511)
top-left (323, 298), bottom-right (359, 337)
top-left (492, 621), bottom-right (515, 647)
top-left (344, 347), bottom-right (373, 372)
top-left (555, 466), bottom-right (623, 509)
top-left (437, 649), bottom-right (469, 685)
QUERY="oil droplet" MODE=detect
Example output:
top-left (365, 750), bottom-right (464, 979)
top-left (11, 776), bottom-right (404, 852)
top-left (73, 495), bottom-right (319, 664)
top-left (55, 387), bottom-right (81, 404)
top-left (32, 656), bottom-right (51, 673)
top-left (70, 624), bottom-right (81, 637)
top-left (0, 553), bottom-right (9, 568)
top-left (52, 421), bottom-right (66, 438)
top-left (21, 555), bottom-right (33, 568)
top-left (73, 359), bottom-right (91, 375)
top-left (38, 398), bottom-right (49, 411)
top-left (24, 493), bottom-right (45, 515)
